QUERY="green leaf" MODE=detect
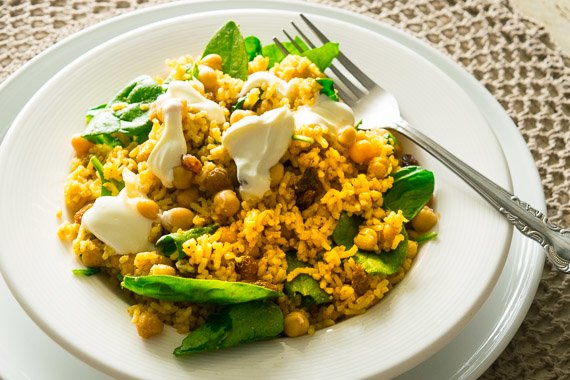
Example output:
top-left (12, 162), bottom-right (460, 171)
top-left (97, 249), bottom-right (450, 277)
top-left (72, 267), bottom-right (101, 277)
top-left (90, 156), bottom-right (124, 197)
top-left (415, 231), bottom-right (438, 244)
top-left (231, 96), bottom-right (246, 113)
top-left (156, 225), bottom-right (219, 259)
top-left (316, 78), bottom-right (338, 101)
top-left (174, 301), bottom-right (283, 356)
top-left (291, 134), bottom-right (314, 144)
top-left (332, 212), bottom-right (364, 249)
top-left (261, 44), bottom-right (285, 68)
top-left (261, 38), bottom-right (338, 71)
top-left (383, 131), bottom-right (397, 146)
top-left (284, 253), bottom-right (331, 306)
top-left (261, 36), bottom-right (309, 67)
top-left (90, 156), bottom-right (111, 196)
top-left (244, 36), bottom-right (262, 61)
top-left (112, 75), bottom-right (163, 104)
top-left (81, 75), bottom-right (163, 146)
top-left (383, 166), bottom-right (435, 219)
top-left (86, 104), bottom-right (106, 124)
top-left (302, 42), bottom-right (339, 72)
top-left (353, 228), bottom-right (408, 275)
top-left (122, 275), bottom-right (282, 303)
top-left (332, 212), bottom-right (409, 275)
top-left (202, 21), bottom-right (248, 80)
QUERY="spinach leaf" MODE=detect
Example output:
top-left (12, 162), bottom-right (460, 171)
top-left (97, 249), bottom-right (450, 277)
top-left (316, 78), bottom-right (338, 101)
top-left (332, 212), bottom-right (363, 248)
top-left (72, 267), bottom-right (101, 277)
top-left (353, 228), bottom-right (408, 275)
top-left (302, 42), bottom-right (339, 72)
top-left (202, 21), bottom-right (248, 80)
top-left (332, 212), bottom-right (409, 275)
top-left (122, 275), bottom-right (282, 303)
top-left (244, 36), bottom-right (262, 61)
top-left (81, 75), bottom-right (163, 146)
top-left (415, 231), bottom-right (438, 244)
top-left (86, 104), bottom-right (106, 124)
top-left (261, 36), bottom-right (309, 68)
top-left (284, 253), bottom-right (331, 306)
top-left (156, 225), bottom-right (219, 259)
top-left (383, 166), bottom-right (434, 219)
top-left (262, 38), bottom-right (338, 71)
top-left (90, 156), bottom-right (124, 196)
top-left (383, 131), bottom-right (397, 146)
top-left (112, 75), bottom-right (163, 103)
top-left (230, 96), bottom-right (246, 113)
top-left (174, 301), bottom-right (283, 356)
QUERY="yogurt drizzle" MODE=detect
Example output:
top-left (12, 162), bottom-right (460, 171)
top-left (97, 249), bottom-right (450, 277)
top-left (81, 169), bottom-right (154, 255)
top-left (148, 81), bottom-right (225, 188)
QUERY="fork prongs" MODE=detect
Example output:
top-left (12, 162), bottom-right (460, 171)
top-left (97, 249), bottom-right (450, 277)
top-left (299, 13), bottom-right (377, 91)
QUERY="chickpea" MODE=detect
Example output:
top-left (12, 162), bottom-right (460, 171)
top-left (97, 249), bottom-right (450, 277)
top-left (198, 64), bottom-right (218, 92)
top-left (349, 139), bottom-right (378, 164)
top-left (135, 311), bottom-right (164, 339)
top-left (212, 190), bottom-right (240, 218)
top-left (176, 187), bottom-right (200, 208)
top-left (284, 311), bottom-right (310, 337)
top-left (136, 199), bottom-right (159, 220)
top-left (202, 167), bottom-right (232, 194)
top-left (230, 109), bottom-right (256, 125)
top-left (162, 207), bottom-right (194, 232)
top-left (71, 134), bottom-right (93, 156)
top-left (407, 240), bottom-right (418, 259)
top-left (149, 264), bottom-right (176, 276)
top-left (367, 156), bottom-right (389, 179)
top-left (269, 163), bottom-right (285, 187)
top-left (411, 206), bottom-right (438, 233)
top-left (354, 227), bottom-right (378, 251)
top-left (81, 247), bottom-right (104, 268)
top-left (200, 53), bottom-right (223, 71)
top-left (337, 126), bottom-right (356, 147)
top-left (172, 165), bottom-right (194, 190)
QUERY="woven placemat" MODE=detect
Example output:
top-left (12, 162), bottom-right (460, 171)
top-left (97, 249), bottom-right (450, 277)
top-left (1, 0), bottom-right (568, 378)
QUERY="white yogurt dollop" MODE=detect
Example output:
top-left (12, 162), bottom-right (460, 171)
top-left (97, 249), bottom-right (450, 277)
top-left (239, 72), bottom-right (288, 98)
top-left (222, 106), bottom-right (295, 199)
top-left (293, 94), bottom-right (355, 135)
top-left (148, 81), bottom-right (226, 188)
top-left (81, 169), bottom-right (154, 255)
top-left (159, 80), bottom-right (225, 124)
top-left (147, 99), bottom-right (186, 188)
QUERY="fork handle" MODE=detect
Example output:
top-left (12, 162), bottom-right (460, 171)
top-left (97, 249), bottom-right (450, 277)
top-left (388, 120), bottom-right (570, 273)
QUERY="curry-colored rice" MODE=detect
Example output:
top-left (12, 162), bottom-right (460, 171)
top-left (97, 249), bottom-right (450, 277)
top-left (58, 54), bottom-right (423, 339)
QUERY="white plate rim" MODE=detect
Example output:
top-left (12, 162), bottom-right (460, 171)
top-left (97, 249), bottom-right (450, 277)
top-left (0, 1), bottom-right (540, 378)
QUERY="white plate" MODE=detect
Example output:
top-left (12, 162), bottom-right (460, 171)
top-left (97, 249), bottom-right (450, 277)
top-left (0, 9), bottom-right (511, 379)
top-left (0, 1), bottom-right (544, 379)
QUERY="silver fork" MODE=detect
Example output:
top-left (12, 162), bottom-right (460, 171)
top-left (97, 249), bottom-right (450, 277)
top-left (275, 14), bottom-right (570, 273)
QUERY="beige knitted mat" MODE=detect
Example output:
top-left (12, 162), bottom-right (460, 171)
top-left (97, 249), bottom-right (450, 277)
top-left (1, 0), bottom-right (569, 378)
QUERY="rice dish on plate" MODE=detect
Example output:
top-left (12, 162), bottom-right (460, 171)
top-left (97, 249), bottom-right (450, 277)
top-left (57, 21), bottom-right (438, 355)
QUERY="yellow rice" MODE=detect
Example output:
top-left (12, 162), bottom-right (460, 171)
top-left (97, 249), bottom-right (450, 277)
top-left (58, 53), bottom-right (423, 339)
